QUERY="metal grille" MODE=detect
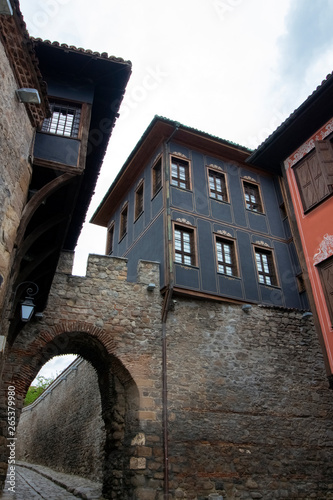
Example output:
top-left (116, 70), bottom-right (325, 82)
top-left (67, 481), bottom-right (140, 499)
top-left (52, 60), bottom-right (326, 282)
top-left (41, 102), bottom-right (81, 137)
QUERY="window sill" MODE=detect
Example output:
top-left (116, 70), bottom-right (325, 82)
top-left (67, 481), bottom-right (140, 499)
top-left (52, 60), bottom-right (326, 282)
top-left (39, 131), bottom-right (80, 140)
top-left (258, 282), bottom-right (280, 289)
top-left (217, 272), bottom-right (240, 279)
top-left (151, 186), bottom-right (163, 200)
top-left (134, 211), bottom-right (144, 223)
top-left (171, 185), bottom-right (192, 193)
top-left (119, 233), bottom-right (127, 243)
top-left (210, 197), bottom-right (230, 205)
top-left (174, 262), bottom-right (199, 270)
top-left (246, 208), bottom-right (265, 215)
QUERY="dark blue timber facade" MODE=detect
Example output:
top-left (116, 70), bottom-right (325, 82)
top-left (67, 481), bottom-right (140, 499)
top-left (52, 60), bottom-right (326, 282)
top-left (92, 116), bottom-right (307, 309)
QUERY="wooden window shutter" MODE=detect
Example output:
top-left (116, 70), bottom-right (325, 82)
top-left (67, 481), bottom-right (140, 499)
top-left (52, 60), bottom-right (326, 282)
top-left (310, 151), bottom-right (330, 201)
top-left (318, 256), bottom-right (333, 326)
top-left (315, 140), bottom-right (333, 191)
top-left (295, 157), bottom-right (317, 210)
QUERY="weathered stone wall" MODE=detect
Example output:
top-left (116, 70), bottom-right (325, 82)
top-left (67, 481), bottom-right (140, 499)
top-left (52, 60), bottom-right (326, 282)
top-left (0, 254), bottom-right (164, 499)
top-left (0, 38), bottom-right (34, 312)
top-left (16, 357), bottom-right (105, 482)
top-left (166, 298), bottom-right (333, 499)
top-left (2, 252), bottom-right (333, 499)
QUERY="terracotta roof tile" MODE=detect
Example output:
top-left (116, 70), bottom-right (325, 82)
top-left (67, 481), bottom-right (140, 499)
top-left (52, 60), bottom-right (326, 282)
top-left (31, 38), bottom-right (132, 66)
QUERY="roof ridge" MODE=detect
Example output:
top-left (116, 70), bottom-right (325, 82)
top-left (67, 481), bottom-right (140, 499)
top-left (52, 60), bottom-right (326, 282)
top-left (31, 37), bottom-right (132, 66)
top-left (153, 115), bottom-right (253, 153)
top-left (252, 71), bottom-right (333, 152)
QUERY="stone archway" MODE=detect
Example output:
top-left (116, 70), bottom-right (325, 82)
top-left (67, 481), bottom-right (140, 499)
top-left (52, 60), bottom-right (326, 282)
top-left (0, 321), bottom-right (141, 500)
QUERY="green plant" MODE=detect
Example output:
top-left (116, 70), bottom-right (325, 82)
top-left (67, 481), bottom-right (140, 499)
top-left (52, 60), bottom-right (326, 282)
top-left (24, 375), bottom-right (54, 406)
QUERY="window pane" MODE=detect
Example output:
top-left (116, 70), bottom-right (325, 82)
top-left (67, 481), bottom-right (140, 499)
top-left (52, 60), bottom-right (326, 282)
top-left (256, 254), bottom-right (263, 271)
top-left (42, 102), bottom-right (81, 137)
top-left (175, 253), bottom-right (182, 263)
top-left (262, 255), bottom-right (269, 273)
top-left (179, 167), bottom-right (186, 180)
top-left (184, 255), bottom-right (192, 265)
top-left (255, 249), bottom-right (276, 286)
top-left (244, 182), bottom-right (262, 212)
top-left (174, 226), bottom-right (194, 265)
top-left (171, 158), bottom-right (190, 189)
top-left (216, 238), bottom-right (236, 276)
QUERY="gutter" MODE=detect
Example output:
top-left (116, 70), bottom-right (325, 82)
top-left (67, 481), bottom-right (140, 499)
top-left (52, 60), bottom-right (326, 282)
top-left (161, 123), bottom-right (179, 499)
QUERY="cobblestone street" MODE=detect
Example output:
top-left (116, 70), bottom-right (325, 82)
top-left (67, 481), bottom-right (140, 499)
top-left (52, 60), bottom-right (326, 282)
top-left (0, 463), bottom-right (102, 499)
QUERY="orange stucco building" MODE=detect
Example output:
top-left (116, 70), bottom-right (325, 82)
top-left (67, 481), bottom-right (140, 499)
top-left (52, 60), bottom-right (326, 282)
top-left (249, 74), bottom-right (333, 384)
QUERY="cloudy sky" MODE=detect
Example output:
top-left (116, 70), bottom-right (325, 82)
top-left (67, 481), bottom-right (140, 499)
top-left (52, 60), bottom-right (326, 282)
top-left (19, 0), bottom-right (333, 379)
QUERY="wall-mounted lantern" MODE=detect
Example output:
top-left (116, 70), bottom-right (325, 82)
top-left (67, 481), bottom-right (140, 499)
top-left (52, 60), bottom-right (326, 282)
top-left (16, 88), bottom-right (41, 104)
top-left (13, 282), bottom-right (39, 322)
top-left (21, 296), bottom-right (36, 322)
top-left (302, 312), bottom-right (313, 320)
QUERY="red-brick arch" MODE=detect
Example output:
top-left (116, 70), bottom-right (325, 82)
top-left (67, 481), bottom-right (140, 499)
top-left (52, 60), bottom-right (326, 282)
top-left (0, 320), bottom-right (140, 499)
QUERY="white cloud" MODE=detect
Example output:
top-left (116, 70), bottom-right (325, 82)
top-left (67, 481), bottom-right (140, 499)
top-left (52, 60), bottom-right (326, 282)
top-left (32, 355), bottom-right (78, 383)
top-left (18, 0), bottom-right (333, 293)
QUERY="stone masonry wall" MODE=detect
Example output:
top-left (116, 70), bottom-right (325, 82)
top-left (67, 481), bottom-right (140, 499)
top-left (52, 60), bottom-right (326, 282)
top-left (166, 298), bottom-right (333, 499)
top-left (0, 253), bottom-right (164, 499)
top-left (0, 38), bottom-right (34, 312)
top-left (2, 252), bottom-right (333, 499)
top-left (16, 357), bottom-right (105, 482)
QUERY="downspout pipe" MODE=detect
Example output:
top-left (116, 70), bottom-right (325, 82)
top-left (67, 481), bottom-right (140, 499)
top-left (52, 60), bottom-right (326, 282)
top-left (161, 286), bottom-right (173, 500)
top-left (162, 123), bottom-right (179, 500)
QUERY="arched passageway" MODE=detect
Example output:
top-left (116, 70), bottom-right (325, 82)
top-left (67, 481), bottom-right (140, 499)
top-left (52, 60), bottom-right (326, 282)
top-left (0, 325), bottom-right (141, 500)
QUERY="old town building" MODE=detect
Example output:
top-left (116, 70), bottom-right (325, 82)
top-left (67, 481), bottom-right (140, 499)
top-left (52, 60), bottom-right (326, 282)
top-left (91, 116), bottom-right (308, 310)
top-left (1, 2), bottom-right (333, 500)
top-left (249, 73), bottom-right (333, 384)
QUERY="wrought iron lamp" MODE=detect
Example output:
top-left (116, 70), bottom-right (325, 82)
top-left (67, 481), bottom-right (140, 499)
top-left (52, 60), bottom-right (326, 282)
top-left (13, 282), bottom-right (39, 322)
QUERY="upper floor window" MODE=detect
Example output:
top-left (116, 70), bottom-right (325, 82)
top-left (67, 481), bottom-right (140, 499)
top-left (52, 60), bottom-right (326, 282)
top-left (209, 169), bottom-right (228, 202)
top-left (317, 256), bottom-right (333, 327)
top-left (119, 204), bottom-right (128, 240)
top-left (152, 157), bottom-right (162, 196)
top-left (243, 181), bottom-right (263, 213)
top-left (135, 181), bottom-right (144, 220)
top-left (174, 224), bottom-right (196, 266)
top-left (171, 156), bottom-right (191, 190)
top-left (41, 101), bottom-right (81, 138)
top-left (215, 236), bottom-right (238, 276)
top-left (106, 223), bottom-right (114, 255)
top-left (294, 140), bottom-right (333, 212)
top-left (254, 246), bottom-right (278, 286)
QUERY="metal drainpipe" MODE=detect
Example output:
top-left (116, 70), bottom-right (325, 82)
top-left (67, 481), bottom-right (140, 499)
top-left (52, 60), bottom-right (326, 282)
top-left (161, 123), bottom-right (179, 499)
top-left (161, 286), bottom-right (173, 500)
